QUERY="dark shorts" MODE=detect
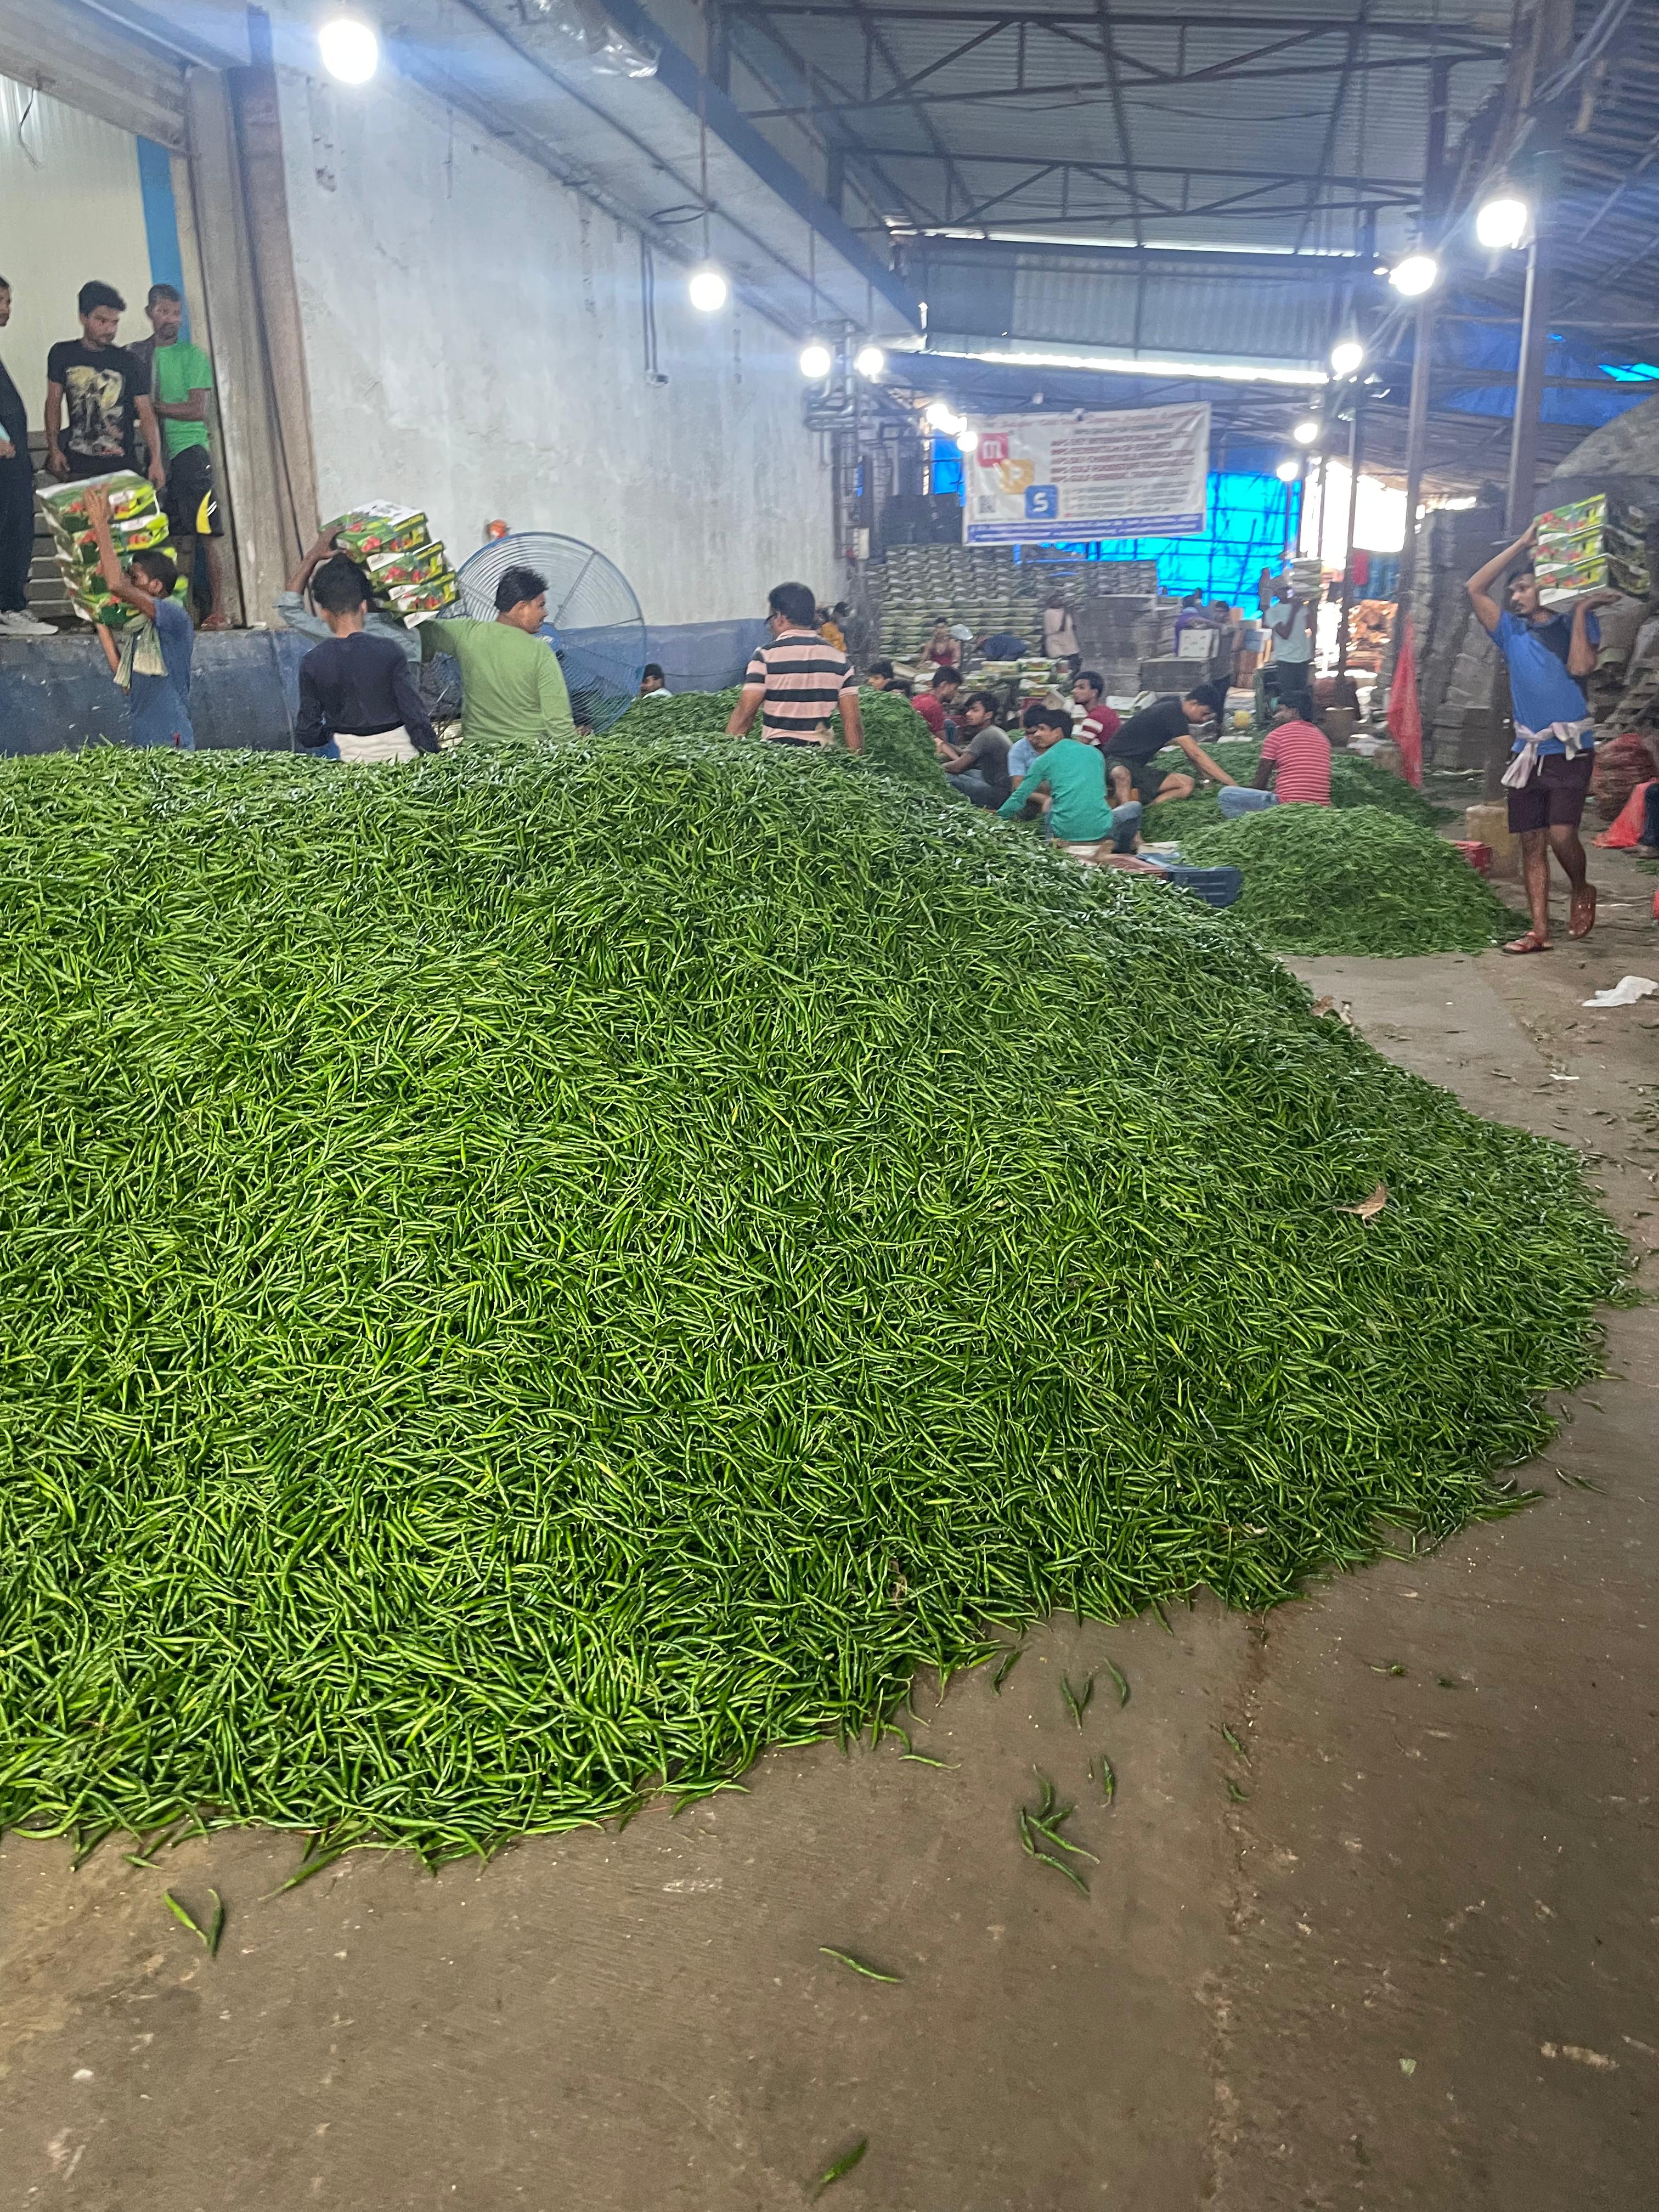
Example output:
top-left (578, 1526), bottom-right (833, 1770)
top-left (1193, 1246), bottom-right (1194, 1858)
top-left (162, 443), bottom-right (222, 539)
top-left (1505, 748), bottom-right (1594, 834)
top-left (1103, 753), bottom-right (1165, 805)
top-left (62, 449), bottom-right (133, 481)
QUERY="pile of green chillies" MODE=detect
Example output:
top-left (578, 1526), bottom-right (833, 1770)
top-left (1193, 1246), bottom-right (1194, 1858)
top-left (612, 686), bottom-right (949, 795)
top-left (0, 733), bottom-right (1622, 1859)
top-left (1175, 802), bottom-right (1514, 956)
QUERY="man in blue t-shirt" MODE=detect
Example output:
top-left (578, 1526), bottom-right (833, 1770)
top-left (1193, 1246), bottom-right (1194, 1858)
top-left (1468, 522), bottom-right (1620, 953)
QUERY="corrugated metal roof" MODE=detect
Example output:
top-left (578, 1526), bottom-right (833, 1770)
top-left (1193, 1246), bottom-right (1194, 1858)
top-left (736, 0), bottom-right (1508, 254)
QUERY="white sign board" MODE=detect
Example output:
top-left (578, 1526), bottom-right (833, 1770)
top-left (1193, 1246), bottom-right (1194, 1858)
top-left (962, 402), bottom-right (1211, 544)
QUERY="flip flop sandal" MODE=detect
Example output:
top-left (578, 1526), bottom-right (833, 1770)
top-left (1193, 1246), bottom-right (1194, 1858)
top-left (1568, 886), bottom-right (1598, 939)
top-left (1502, 931), bottom-right (1552, 955)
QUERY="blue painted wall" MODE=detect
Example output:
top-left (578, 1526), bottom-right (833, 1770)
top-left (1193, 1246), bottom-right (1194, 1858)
top-left (135, 138), bottom-right (188, 329)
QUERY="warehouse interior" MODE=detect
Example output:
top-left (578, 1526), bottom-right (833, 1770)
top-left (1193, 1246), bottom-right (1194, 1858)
top-left (0, 3), bottom-right (1656, 2208)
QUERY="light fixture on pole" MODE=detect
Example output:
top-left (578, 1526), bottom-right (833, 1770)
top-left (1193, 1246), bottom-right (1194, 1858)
top-left (687, 93), bottom-right (726, 314)
top-left (854, 343), bottom-right (885, 380)
top-left (687, 266), bottom-right (728, 313)
top-left (1293, 417), bottom-right (1320, 445)
top-left (1329, 337), bottom-right (1365, 377)
top-left (1276, 458), bottom-right (1300, 483)
top-left (1388, 251), bottom-right (1441, 297)
top-left (798, 339), bottom-right (833, 380)
top-left (1475, 193), bottom-right (1530, 251)
top-left (318, 13), bottom-right (380, 82)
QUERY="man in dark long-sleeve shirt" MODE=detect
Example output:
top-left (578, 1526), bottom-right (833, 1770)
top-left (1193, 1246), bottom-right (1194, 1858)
top-left (296, 555), bottom-right (437, 762)
top-left (0, 276), bottom-right (55, 635)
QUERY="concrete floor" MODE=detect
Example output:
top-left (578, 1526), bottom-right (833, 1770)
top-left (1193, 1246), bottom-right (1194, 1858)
top-left (2, 856), bottom-right (1656, 2212)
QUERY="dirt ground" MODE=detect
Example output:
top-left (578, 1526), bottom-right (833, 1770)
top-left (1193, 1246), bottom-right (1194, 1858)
top-left (2, 853), bottom-right (1655, 2212)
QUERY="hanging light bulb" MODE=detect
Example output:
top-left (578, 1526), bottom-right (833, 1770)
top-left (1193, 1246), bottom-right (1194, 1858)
top-left (687, 266), bottom-right (729, 313)
top-left (1329, 338), bottom-right (1365, 377)
top-left (318, 13), bottom-right (380, 82)
top-left (1276, 458), bottom-right (1301, 482)
top-left (924, 398), bottom-right (962, 433)
top-left (1388, 251), bottom-right (1441, 297)
top-left (957, 427), bottom-right (979, 454)
top-left (854, 343), bottom-right (885, 380)
top-left (798, 340), bottom-right (834, 380)
top-left (1293, 417), bottom-right (1320, 445)
top-left (1475, 194), bottom-right (1529, 251)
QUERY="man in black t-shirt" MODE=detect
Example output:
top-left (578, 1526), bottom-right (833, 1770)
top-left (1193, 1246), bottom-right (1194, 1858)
top-left (295, 556), bottom-right (438, 764)
top-left (44, 280), bottom-right (164, 489)
top-left (1104, 688), bottom-right (1239, 805)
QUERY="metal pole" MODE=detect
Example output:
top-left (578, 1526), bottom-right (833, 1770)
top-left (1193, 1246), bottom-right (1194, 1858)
top-left (1504, 228), bottom-right (1553, 535)
top-left (1394, 296), bottom-right (1436, 627)
top-left (1336, 385), bottom-right (1364, 681)
top-left (1504, 0), bottom-right (1573, 531)
top-left (1393, 55), bottom-right (1448, 651)
top-left (1310, 450), bottom-right (1328, 569)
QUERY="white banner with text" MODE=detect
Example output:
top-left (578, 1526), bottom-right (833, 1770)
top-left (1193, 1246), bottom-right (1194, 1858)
top-left (962, 402), bottom-right (1211, 544)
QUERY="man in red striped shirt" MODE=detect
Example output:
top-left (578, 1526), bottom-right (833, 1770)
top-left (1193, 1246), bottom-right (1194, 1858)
top-left (727, 580), bottom-right (864, 753)
top-left (1216, 704), bottom-right (1330, 816)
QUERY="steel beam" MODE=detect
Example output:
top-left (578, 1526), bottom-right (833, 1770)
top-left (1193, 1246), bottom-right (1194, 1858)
top-left (732, 6), bottom-right (1500, 48)
top-left (742, 51), bottom-right (1481, 120)
top-left (1096, 2), bottom-right (1144, 250)
top-left (854, 150), bottom-right (1421, 196)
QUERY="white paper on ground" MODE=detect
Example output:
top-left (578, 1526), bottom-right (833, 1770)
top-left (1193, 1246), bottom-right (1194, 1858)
top-left (1581, 974), bottom-right (1658, 1008)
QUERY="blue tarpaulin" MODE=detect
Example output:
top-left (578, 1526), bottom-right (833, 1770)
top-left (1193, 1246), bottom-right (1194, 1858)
top-left (930, 446), bottom-right (1297, 603)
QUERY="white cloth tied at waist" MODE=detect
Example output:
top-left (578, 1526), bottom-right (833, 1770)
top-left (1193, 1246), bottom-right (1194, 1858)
top-left (334, 725), bottom-right (419, 765)
top-left (1502, 719), bottom-right (1594, 790)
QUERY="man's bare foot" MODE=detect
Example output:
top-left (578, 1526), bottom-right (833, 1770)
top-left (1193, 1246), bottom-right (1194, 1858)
top-left (1503, 929), bottom-right (1551, 955)
top-left (200, 612), bottom-right (229, 631)
top-left (1568, 883), bottom-right (1596, 938)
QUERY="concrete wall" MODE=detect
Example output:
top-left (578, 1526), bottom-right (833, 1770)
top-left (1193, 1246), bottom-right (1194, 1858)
top-left (269, 46), bottom-right (837, 630)
top-left (0, 72), bottom-right (156, 422)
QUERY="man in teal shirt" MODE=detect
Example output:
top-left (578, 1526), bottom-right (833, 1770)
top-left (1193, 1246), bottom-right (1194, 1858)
top-left (131, 284), bottom-right (225, 628)
top-left (420, 564), bottom-right (577, 746)
top-left (998, 700), bottom-right (1143, 855)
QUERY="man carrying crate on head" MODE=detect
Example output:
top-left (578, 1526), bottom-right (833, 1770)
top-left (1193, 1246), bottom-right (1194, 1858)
top-left (1466, 521), bottom-right (1621, 954)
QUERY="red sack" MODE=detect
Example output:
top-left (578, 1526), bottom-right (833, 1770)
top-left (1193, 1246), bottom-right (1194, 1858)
top-left (1595, 778), bottom-right (1655, 849)
top-left (1590, 732), bottom-right (1651, 821)
top-left (1387, 616), bottom-right (1424, 787)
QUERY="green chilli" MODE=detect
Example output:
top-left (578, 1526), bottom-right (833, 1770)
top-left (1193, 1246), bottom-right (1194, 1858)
top-left (819, 1947), bottom-right (902, 1984)
top-left (163, 1889), bottom-right (223, 1954)
top-left (811, 2138), bottom-right (869, 2196)
top-left (0, 729), bottom-right (1624, 1861)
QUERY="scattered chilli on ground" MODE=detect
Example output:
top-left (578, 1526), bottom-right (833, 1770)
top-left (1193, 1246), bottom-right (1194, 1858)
top-left (0, 733), bottom-right (1623, 1861)
top-left (1173, 803), bottom-right (1515, 956)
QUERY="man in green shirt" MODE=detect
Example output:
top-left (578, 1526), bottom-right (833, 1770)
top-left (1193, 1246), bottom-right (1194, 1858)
top-left (998, 700), bottom-right (1144, 856)
top-left (421, 563), bottom-right (577, 747)
top-left (131, 284), bottom-right (225, 628)
top-left (996, 699), bottom-right (1245, 905)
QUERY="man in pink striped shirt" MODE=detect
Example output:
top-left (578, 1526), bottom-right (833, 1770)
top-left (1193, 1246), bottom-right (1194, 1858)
top-left (1217, 704), bottom-right (1331, 816)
